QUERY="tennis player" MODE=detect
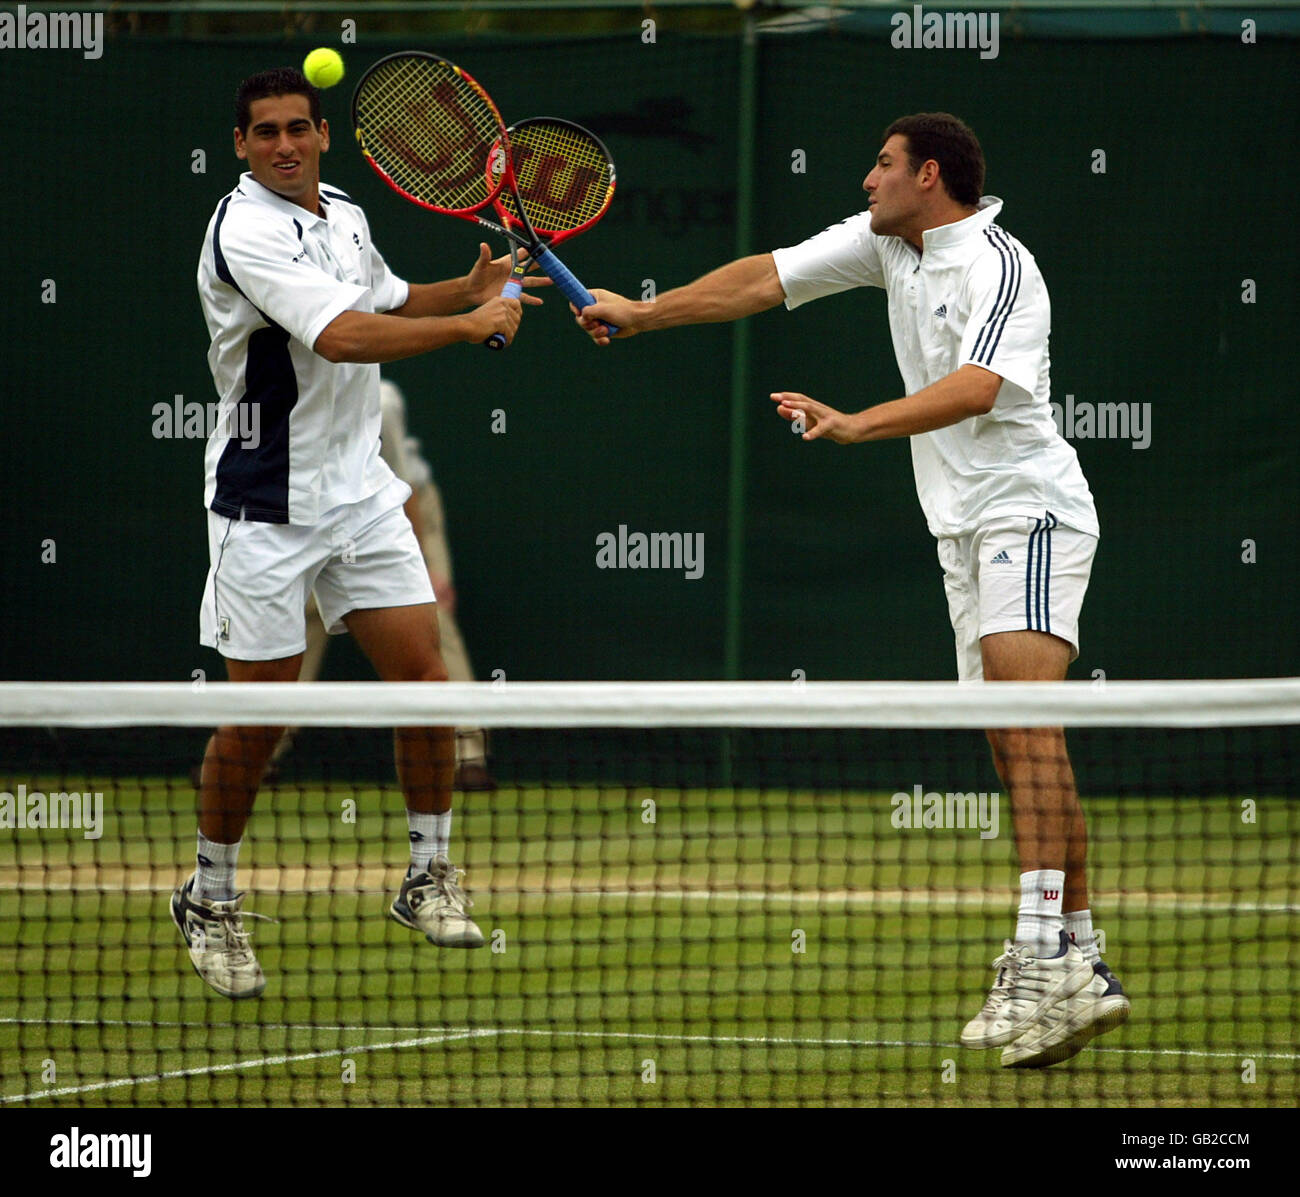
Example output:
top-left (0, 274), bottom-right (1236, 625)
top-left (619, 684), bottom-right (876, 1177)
top-left (175, 68), bottom-right (539, 999)
top-left (577, 113), bottom-right (1129, 1068)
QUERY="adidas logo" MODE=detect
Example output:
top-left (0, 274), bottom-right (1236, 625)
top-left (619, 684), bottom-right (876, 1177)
top-left (990, 550), bottom-right (1012, 564)
top-left (933, 303), bottom-right (947, 319)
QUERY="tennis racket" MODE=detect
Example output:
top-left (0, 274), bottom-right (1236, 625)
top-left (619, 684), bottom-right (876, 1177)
top-left (351, 52), bottom-right (613, 349)
top-left (483, 116), bottom-right (617, 349)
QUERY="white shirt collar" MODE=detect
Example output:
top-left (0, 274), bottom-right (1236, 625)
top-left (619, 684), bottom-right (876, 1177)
top-left (921, 195), bottom-right (1003, 251)
top-left (238, 171), bottom-right (328, 225)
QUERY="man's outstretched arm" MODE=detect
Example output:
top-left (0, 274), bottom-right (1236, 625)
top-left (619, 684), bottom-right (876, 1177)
top-left (771, 365), bottom-right (1004, 444)
top-left (575, 253), bottom-right (786, 343)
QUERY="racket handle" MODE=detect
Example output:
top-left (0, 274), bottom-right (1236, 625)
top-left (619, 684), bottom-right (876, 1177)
top-left (534, 245), bottom-right (620, 337)
top-left (485, 278), bottom-right (524, 351)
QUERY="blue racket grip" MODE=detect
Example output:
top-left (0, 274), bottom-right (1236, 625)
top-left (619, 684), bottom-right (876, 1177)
top-left (534, 245), bottom-right (620, 338)
top-left (485, 278), bottom-right (524, 351)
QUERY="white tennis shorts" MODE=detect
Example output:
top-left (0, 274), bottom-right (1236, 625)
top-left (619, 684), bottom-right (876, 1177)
top-left (937, 512), bottom-right (1097, 683)
top-left (199, 478), bottom-right (434, 661)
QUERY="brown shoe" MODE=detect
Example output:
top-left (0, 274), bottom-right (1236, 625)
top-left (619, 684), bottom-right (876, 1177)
top-left (454, 762), bottom-right (497, 792)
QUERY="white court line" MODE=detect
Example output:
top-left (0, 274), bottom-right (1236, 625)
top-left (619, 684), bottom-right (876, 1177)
top-left (1, 877), bottom-right (1295, 914)
top-left (2, 1028), bottom-right (495, 1105)
top-left (494, 1027), bottom-right (1300, 1063)
top-left (5, 1017), bottom-right (1298, 1102)
top-left (5, 1018), bottom-right (1300, 1064)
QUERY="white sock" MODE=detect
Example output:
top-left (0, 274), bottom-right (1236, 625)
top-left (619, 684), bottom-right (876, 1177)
top-left (1064, 909), bottom-right (1101, 966)
top-left (433, 810), bottom-right (452, 861)
top-left (407, 811), bottom-right (453, 875)
top-left (407, 810), bottom-right (437, 873)
top-left (1015, 869), bottom-right (1065, 958)
top-left (195, 833), bottom-right (241, 901)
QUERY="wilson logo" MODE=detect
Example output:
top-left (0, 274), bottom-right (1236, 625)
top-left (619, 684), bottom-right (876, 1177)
top-left (1043, 889), bottom-right (1060, 901)
top-left (379, 82), bottom-right (490, 194)
top-left (514, 148), bottom-right (604, 214)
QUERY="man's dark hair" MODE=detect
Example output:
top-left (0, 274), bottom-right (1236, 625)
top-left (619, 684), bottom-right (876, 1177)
top-left (882, 113), bottom-right (985, 207)
top-left (235, 68), bottom-right (322, 134)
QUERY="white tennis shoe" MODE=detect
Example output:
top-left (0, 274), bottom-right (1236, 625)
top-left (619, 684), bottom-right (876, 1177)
top-left (1001, 960), bottom-right (1131, 1068)
top-left (170, 874), bottom-right (270, 999)
top-left (390, 856), bottom-right (485, 949)
top-left (962, 932), bottom-right (1093, 1050)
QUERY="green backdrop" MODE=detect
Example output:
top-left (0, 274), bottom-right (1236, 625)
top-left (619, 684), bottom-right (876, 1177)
top-left (1, 24), bottom-right (1296, 686)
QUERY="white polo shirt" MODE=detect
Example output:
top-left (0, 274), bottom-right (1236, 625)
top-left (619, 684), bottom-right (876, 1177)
top-left (197, 173), bottom-right (411, 525)
top-left (772, 197), bottom-right (1098, 540)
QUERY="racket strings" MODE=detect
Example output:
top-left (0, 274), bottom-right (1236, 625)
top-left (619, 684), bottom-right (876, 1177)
top-left (497, 121), bottom-right (614, 234)
top-left (355, 56), bottom-right (504, 212)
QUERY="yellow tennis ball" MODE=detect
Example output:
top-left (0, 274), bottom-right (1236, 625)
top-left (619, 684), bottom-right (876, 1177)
top-left (303, 47), bottom-right (344, 89)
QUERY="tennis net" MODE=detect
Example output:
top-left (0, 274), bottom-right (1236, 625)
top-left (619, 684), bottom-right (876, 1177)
top-left (1, 679), bottom-right (1297, 1108)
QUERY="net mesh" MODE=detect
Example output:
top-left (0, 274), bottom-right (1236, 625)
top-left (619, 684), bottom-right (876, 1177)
top-left (1, 680), bottom-right (1296, 1108)
top-left (353, 53), bottom-right (504, 212)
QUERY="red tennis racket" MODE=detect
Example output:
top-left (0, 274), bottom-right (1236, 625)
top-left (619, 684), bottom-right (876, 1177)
top-left (481, 116), bottom-right (617, 349)
top-left (351, 52), bottom-right (615, 349)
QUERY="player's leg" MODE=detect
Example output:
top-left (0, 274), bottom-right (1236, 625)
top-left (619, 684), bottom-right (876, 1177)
top-left (178, 513), bottom-right (322, 998)
top-left (343, 601), bottom-right (454, 825)
top-left (935, 533), bottom-right (1062, 1046)
top-left (959, 631), bottom-right (1093, 1049)
top-left (200, 653), bottom-right (302, 843)
top-left (950, 517), bottom-right (1104, 1054)
top-left (314, 486), bottom-right (484, 948)
top-left (971, 516), bottom-right (1129, 1065)
top-left (344, 603), bottom-right (484, 948)
top-left (174, 652), bottom-right (304, 1000)
top-left (982, 630), bottom-right (1083, 948)
top-left (995, 700), bottom-right (1129, 1069)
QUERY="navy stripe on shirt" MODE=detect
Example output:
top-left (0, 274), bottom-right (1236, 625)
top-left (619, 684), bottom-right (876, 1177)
top-left (982, 228), bottom-right (1023, 361)
top-left (971, 228), bottom-right (1022, 366)
top-left (209, 196), bottom-right (298, 523)
top-left (210, 325), bottom-right (298, 524)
